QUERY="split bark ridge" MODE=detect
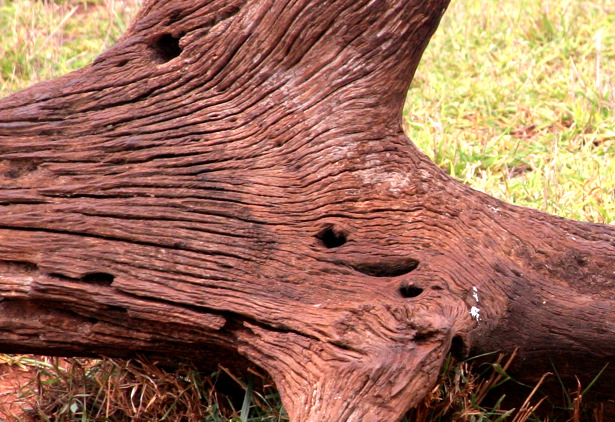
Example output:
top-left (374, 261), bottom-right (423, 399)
top-left (1, 1), bottom-right (614, 420)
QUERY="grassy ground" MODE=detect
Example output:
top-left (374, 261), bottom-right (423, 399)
top-left (0, 0), bottom-right (613, 420)
top-left (0, 0), bottom-right (138, 96)
top-left (407, 0), bottom-right (615, 223)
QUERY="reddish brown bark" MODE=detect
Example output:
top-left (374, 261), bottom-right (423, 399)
top-left (0, 0), bottom-right (614, 420)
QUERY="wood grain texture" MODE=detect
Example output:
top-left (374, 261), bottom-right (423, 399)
top-left (0, 0), bottom-right (614, 420)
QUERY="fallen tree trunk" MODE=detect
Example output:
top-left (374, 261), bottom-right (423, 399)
top-left (0, 0), bottom-right (614, 420)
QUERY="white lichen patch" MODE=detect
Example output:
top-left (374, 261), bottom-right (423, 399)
top-left (470, 306), bottom-right (481, 321)
top-left (469, 287), bottom-right (481, 321)
top-left (472, 286), bottom-right (479, 302)
top-left (356, 168), bottom-right (412, 195)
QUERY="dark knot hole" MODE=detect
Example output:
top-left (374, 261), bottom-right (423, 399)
top-left (316, 226), bottom-right (347, 248)
top-left (399, 284), bottom-right (424, 298)
top-left (450, 335), bottom-right (469, 360)
top-left (151, 33), bottom-right (183, 63)
top-left (353, 258), bottom-right (419, 278)
top-left (81, 272), bottom-right (115, 287)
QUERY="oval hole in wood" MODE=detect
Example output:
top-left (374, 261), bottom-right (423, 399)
top-left (351, 258), bottom-right (419, 277)
top-left (81, 272), bottom-right (115, 287)
top-left (450, 335), bottom-right (469, 360)
top-left (399, 284), bottom-right (424, 298)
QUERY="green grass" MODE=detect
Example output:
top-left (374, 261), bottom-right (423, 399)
top-left (406, 0), bottom-right (615, 224)
top-left (0, 0), bottom-right (614, 420)
top-left (0, 0), bottom-right (138, 96)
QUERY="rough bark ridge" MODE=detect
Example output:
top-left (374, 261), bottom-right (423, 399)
top-left (1, 0), bottom-right (614, 420)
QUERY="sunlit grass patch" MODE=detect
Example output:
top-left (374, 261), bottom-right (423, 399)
top-left (406, 0), bottom-right (615, 224)
top-left (0, 0), bottom-right (139, 97)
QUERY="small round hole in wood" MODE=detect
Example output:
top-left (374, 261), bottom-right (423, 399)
top-left (150, 33), bottom-right (183, 63)
top-left (316, 226), bottom-right (347, 248)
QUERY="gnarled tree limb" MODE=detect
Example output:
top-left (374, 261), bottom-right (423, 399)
top-left (1, 0), bottom-right (613, 420)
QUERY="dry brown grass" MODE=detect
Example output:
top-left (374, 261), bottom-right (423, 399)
top-left (0, 356), bottom-right (285, 421)
top-left (1, 352), bottom-right (607, 421)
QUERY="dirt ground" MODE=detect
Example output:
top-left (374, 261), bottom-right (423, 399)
top-left (0, 358), bottom-right (37, 421)
top-left (0, 356), bottom-right (74, 421)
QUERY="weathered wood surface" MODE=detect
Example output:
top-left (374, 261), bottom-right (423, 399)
top-left (0, 0), bottom-right (614, 420)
